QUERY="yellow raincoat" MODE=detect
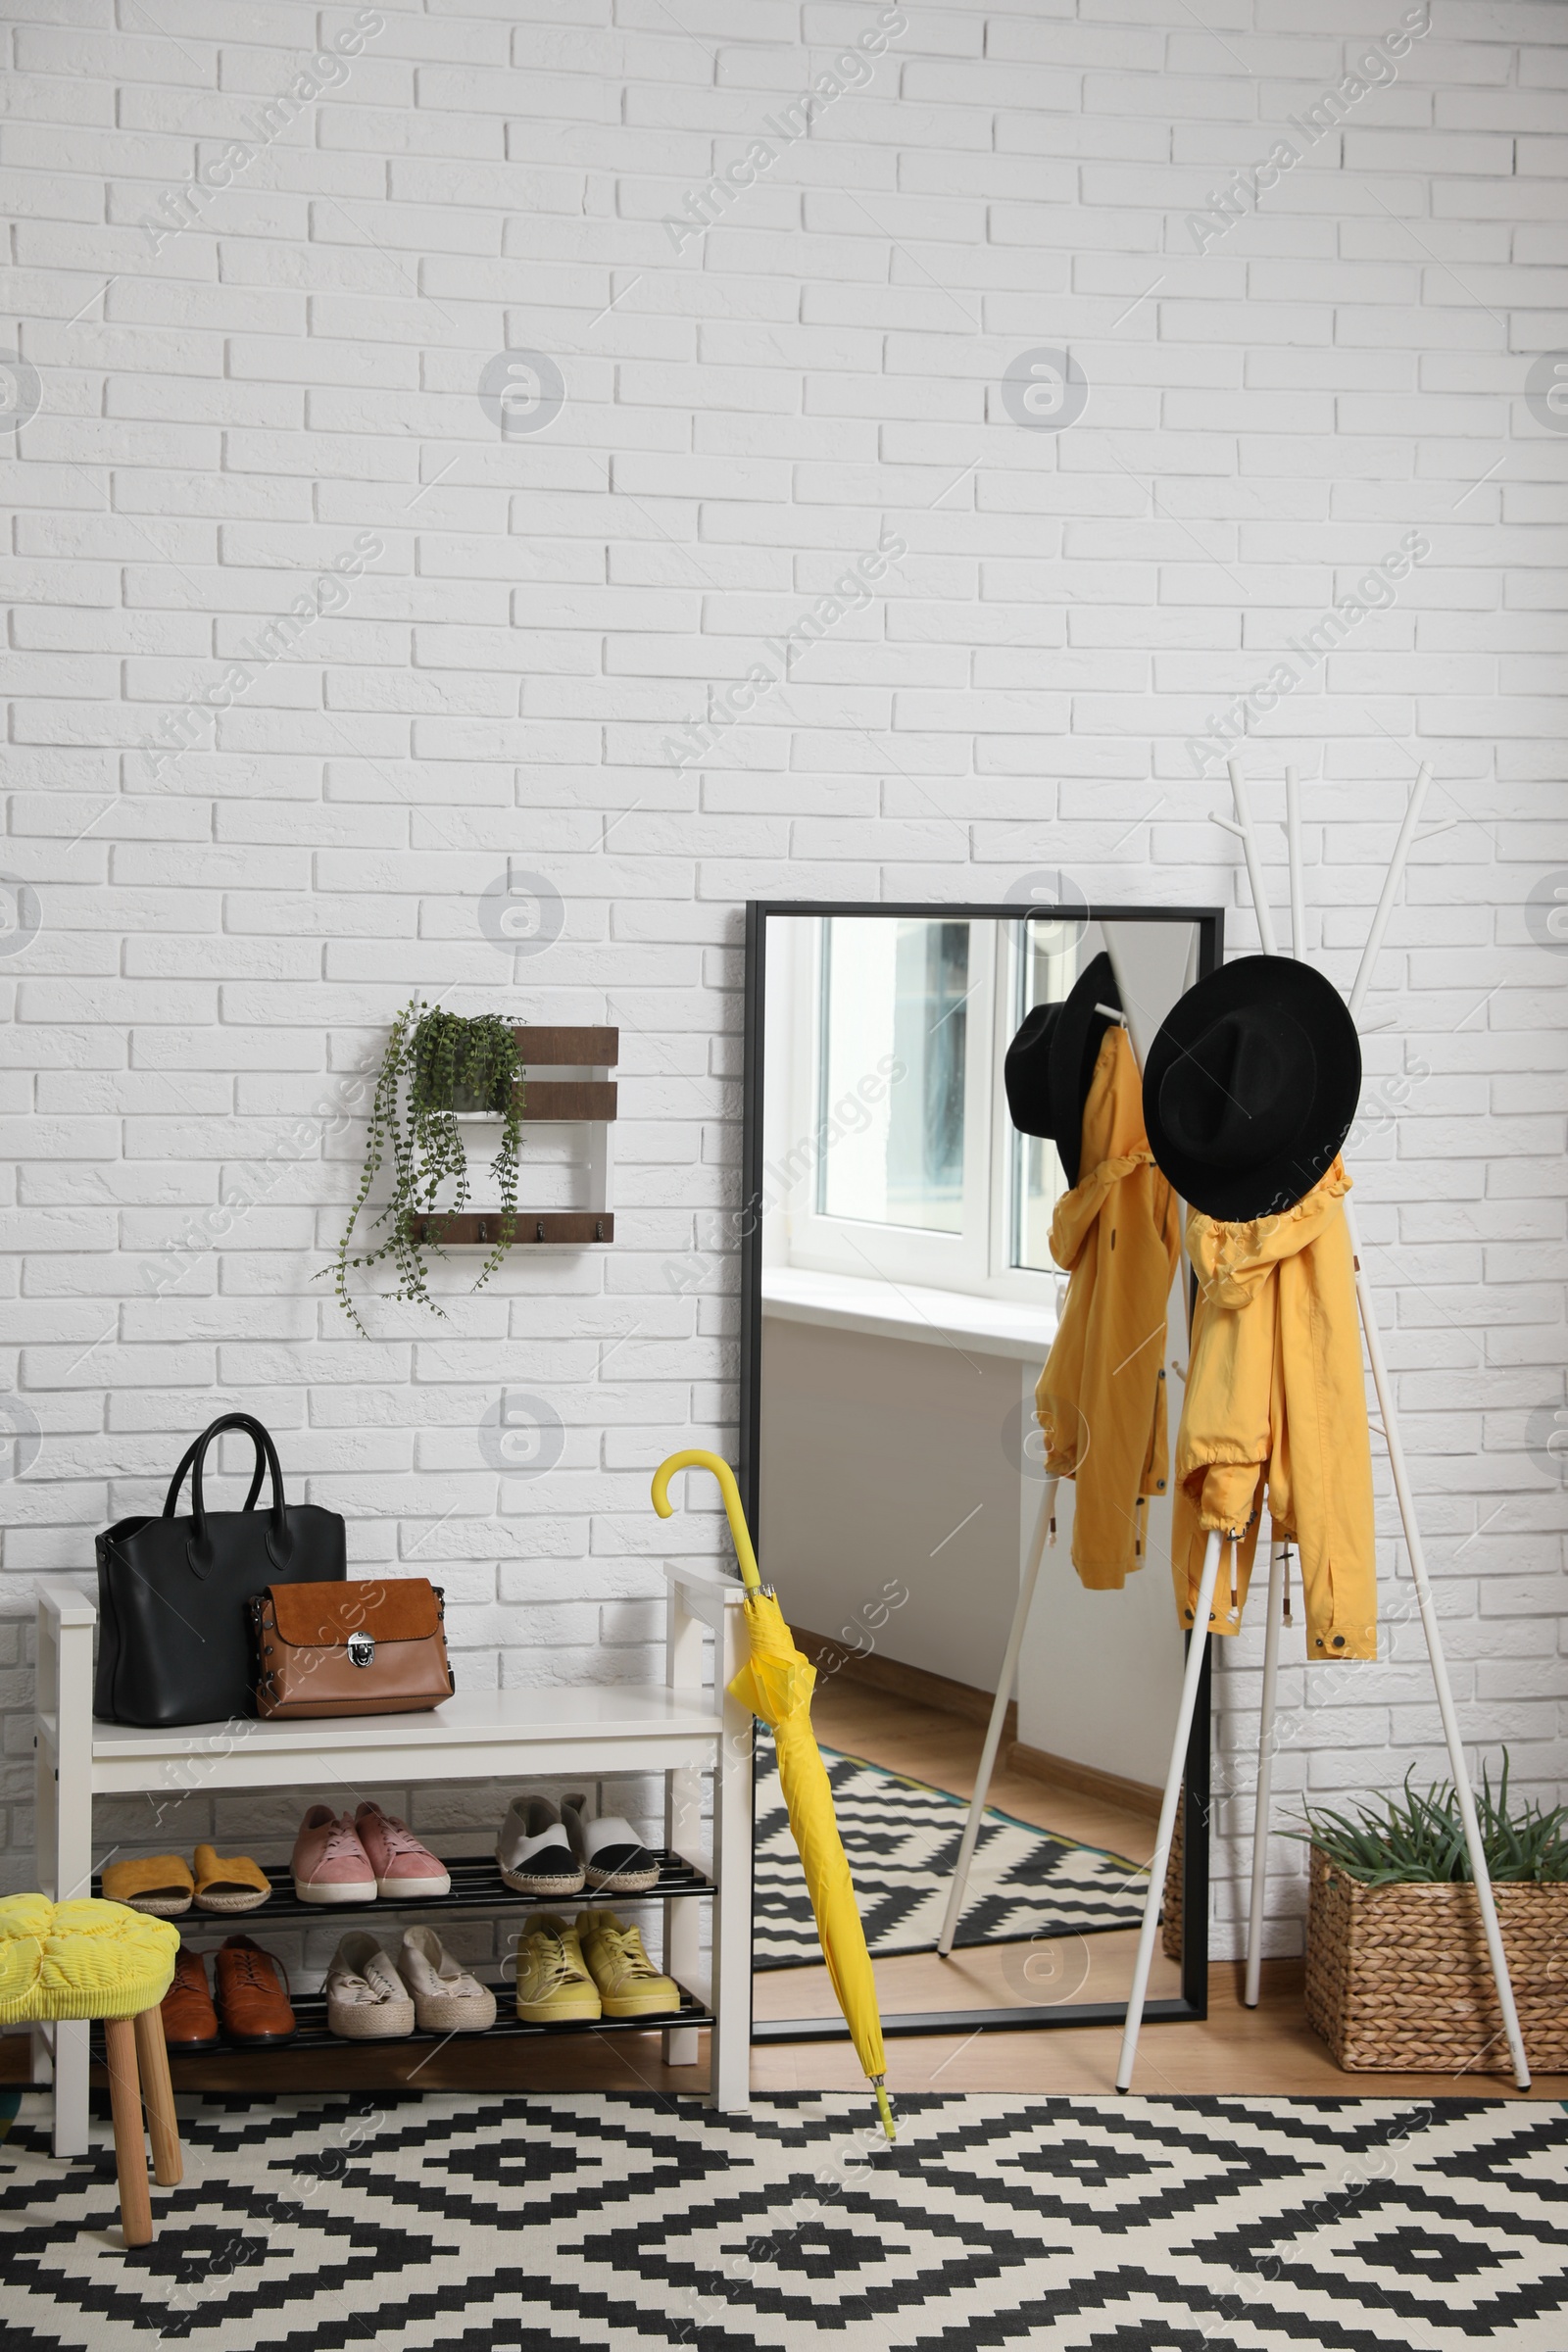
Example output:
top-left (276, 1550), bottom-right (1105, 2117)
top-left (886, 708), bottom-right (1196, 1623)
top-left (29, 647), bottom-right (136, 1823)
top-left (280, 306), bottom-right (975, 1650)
top-left (1036, 1024), bottom-right (1181, 1589)
top-left (1170, 1157), bottom-right (1377, 1658)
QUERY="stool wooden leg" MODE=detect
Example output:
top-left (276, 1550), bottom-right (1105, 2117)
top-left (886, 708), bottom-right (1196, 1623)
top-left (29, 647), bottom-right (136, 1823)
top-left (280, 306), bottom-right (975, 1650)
top-left (102, 2017), bottom-right (152, 2250)
top-left (133, 2007), bottom-right (182, 2188)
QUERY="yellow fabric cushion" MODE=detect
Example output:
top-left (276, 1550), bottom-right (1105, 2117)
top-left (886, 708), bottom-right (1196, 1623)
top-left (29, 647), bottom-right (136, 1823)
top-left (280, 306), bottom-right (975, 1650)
top-left (100, 1854), bottom-right (194, 1907)
top-left (0, 1894), bottom-right (179, 2024)
top-left (193, 1844), bottom-right (269, 1899)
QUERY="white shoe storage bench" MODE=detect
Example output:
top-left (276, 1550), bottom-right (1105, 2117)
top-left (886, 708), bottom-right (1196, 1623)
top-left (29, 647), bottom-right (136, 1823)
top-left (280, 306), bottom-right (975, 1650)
top-left (32, 1561), bottom-right (754, 2157)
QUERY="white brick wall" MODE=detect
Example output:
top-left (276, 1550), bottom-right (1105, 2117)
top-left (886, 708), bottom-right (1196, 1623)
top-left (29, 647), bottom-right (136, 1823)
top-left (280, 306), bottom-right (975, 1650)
top-left (1, 0), bottom-right (1564, 1964)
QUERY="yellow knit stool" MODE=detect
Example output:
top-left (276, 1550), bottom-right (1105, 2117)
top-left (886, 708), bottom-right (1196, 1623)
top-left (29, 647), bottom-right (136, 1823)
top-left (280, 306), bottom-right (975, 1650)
top-left (0, 1894), bottom-right (182, 2246)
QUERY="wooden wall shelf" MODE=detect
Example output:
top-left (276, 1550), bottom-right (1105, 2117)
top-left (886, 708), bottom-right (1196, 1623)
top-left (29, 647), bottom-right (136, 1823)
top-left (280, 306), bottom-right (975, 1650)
top-left (514, 1025), bottom-right (617, 1065)
top-left (409, 1211), bottom-right (613, 1247)
top-left (440, 1024), bottom-right (618, 1248)
top-left (517, 1079), bottom-right (616, 1122)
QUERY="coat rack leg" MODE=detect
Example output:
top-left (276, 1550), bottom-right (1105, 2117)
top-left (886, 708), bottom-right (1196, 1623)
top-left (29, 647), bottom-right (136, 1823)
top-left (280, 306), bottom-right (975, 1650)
top-left (1345, 1195), bottom-right (1530, 2087)
top-left (1284, 766), bottom-right (1305, 959)
top-left (1348, 764), bottom-right (1431, 1022)
top-left (1225, 761), bottom-right (1281, 957)
top-left (1244, 1540), bottom-right (1287, 2009)
top-left (1116, 1528), bottom-right (1223, 2091)
top-left (937, 1476), bottom-right (1058, 1959)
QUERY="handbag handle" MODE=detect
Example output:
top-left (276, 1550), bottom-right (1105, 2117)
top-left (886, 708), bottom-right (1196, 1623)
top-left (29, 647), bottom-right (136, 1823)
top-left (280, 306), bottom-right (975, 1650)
top-left (164, 1430), bottom-right (267, 1520)
top-left (170, 1413), bottom-right (292, 1579)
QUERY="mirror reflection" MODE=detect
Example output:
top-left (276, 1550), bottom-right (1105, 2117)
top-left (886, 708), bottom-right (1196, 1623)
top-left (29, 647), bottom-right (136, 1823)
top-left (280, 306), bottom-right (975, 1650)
top-left (754, 907), bottom-right (1208, 2031)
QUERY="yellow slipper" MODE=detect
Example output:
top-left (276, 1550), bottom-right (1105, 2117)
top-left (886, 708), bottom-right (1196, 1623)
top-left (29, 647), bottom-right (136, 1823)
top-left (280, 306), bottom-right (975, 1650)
top-left (193, 1844), bottom-right (271, 1915)
top-left (101, 1854), bottom-right (194, 1918)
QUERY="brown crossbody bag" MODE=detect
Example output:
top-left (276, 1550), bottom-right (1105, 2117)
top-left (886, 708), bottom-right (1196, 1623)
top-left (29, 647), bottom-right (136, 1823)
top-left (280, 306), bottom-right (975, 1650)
top-left (249, 1578), bottom-right (455, 1719)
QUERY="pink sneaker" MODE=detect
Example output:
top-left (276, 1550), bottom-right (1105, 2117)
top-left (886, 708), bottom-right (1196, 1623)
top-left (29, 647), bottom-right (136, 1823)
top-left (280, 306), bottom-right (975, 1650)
top-left (291, 1806), bottom-right (376, 1906)
top-left (355, 1801), bottom-right (451, 1900)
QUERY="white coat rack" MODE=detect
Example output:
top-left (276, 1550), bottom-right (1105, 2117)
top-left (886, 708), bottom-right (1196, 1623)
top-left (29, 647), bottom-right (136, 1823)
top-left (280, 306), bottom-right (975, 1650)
top-left (1115, 760), bottom-right (1528, 2091)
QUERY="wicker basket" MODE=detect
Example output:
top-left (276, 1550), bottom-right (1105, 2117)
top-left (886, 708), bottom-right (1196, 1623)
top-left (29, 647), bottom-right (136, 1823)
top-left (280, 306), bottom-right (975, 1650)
top-left (1160, 1787), bottom-right (1183, 1963)
top-left (1305, 1847), bottom-right (1568, 2074)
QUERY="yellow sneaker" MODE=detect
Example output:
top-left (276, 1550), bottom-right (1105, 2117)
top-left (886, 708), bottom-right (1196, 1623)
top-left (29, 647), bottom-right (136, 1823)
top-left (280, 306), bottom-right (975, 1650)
top-left (577, 1909), bottom-right (680, 2019)
top-left (513, 1914), bottom-right (601, 2025)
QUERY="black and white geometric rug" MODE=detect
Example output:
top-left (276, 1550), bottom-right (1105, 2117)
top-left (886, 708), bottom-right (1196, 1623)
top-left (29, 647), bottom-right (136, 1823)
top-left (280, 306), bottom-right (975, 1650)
top-left (754, 1730), bottom-right (1147, 1968)
top-left (2, 2091), bottom-right (1565, 2346)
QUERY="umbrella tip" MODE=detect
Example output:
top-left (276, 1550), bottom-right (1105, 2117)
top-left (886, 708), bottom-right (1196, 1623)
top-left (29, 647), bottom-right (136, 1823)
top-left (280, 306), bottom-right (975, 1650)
top-left (874, 2082), bottom-right (896, 2142)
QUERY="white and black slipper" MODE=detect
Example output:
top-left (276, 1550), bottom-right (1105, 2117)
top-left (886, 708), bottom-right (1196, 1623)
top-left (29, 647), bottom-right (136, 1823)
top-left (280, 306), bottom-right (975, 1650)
top-left (496, 1794), bottom-right (585, 1896)
top-left (563, 1793), bottom-right (661, 1894)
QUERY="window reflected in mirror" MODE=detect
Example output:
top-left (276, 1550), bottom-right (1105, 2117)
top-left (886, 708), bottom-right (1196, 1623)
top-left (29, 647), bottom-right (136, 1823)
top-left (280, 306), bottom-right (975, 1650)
top-left (818, 915), bottom-right (970, 1234)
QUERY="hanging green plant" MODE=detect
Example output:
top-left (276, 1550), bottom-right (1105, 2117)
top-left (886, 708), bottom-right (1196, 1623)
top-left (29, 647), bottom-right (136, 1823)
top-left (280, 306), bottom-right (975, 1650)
top-left (322, 999), bottom-right (522, 1334)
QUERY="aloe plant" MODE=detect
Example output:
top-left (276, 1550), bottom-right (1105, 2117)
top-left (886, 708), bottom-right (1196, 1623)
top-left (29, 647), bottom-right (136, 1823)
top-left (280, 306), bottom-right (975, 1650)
top-left (1296, 1754), bottom-right (1568, 1886)
top-left (322, 999), bottom-right (522, 1334)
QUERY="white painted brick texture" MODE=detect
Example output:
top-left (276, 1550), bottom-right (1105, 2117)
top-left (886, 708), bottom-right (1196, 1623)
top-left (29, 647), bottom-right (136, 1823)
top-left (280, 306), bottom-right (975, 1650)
top-left (0, 0), bottom-right (1563, 1965)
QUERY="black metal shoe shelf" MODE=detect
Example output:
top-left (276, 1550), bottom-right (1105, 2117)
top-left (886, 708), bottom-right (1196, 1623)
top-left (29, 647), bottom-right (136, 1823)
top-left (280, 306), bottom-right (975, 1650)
top-left (91, 1984), bottom-right (716, 2060)
top-left (90, 1847), bottom-right (717, 2052)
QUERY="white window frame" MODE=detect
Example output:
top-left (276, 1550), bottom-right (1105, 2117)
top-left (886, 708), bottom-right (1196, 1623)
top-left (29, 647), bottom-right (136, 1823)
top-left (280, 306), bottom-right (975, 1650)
top-left (779, 914), bottom-right (1066, 1307)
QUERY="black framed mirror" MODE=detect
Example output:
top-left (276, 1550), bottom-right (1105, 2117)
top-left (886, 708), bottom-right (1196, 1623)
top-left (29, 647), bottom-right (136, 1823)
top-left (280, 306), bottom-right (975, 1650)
top-left (739, 900), bottom-right (1224, 2044)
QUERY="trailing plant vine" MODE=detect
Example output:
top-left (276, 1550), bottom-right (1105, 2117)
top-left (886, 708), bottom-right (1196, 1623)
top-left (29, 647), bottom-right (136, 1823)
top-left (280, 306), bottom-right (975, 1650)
top-left (322, 999), bottom-right (522, 1333)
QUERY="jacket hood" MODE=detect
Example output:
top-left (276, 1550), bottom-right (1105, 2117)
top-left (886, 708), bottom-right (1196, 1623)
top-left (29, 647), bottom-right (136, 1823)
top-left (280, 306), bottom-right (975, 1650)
top-left (1188, 1157), bottom-right (1351, 1310)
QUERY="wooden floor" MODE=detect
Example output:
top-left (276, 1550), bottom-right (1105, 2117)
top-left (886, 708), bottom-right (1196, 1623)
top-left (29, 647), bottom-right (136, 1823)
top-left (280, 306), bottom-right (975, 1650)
top-left (6, 1676), bottom-right (1560, 2105)
top-left (759, 1670), bottom-right (1185, 2028)
top-left (760, 1674), bottom-right (1567, 2102)
top-left (810, 1670), bottom-right (1164, 1863)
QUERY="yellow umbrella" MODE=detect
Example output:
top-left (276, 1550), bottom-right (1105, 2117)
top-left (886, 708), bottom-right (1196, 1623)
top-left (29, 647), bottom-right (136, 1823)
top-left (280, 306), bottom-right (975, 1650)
top-left (651, 1447), bottom-right (895, 2142)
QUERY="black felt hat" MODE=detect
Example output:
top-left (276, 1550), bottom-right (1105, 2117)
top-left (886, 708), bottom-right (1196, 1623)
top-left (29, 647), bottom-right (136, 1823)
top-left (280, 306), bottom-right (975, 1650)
top-left (1142, 955), bottom-right (1361, 1222)
top-left (1003, 951), bottom-right (1122, 1189)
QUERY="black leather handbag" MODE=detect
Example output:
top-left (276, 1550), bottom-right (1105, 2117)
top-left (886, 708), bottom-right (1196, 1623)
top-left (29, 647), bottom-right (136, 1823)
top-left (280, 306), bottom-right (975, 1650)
top-left (94, 1413), bottom-right (347, 1729)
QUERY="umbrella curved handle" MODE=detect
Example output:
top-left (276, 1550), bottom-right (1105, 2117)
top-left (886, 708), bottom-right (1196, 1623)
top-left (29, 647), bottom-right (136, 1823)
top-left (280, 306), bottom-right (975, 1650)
top-left (650, 1448), bottom-right (760, 1592)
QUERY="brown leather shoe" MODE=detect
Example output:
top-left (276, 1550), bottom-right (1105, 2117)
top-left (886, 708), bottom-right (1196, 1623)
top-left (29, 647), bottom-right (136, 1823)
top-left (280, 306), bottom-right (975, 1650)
top-left (161, 1946), bottom-right (220, 2051)
top-left (214, 1936), bottom-right (296, 2045)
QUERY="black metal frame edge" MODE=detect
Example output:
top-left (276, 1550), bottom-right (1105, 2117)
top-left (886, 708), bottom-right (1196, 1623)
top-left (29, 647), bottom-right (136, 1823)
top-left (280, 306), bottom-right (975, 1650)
top-left (752, 1998), bottom-right (1200, 2042)
top-left (741, 897), bottom-right (1225, 2041)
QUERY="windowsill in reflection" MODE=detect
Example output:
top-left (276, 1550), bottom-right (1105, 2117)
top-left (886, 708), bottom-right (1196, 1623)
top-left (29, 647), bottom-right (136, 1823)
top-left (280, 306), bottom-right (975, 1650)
top-left (761, 1264), bottom-right (1056, 1364)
